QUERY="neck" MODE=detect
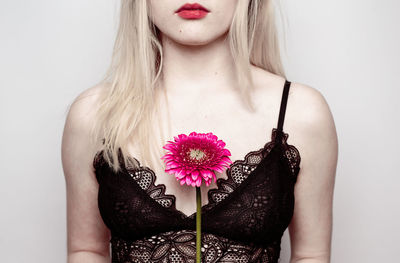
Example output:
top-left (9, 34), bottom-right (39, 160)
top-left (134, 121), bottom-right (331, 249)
top-left (157, 32), bottom-right (239, 97)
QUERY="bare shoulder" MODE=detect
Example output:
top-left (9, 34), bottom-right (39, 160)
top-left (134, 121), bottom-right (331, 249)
top-left (63, 82), bottom-right (108, 151)
top-left (62, 81), bottom-right (109, 186)
top-left (250, 64), bottom-right (332, 122)
top-left (288, 81), bottom-right (338, 166)
top-left (250, 65), bottom-right (338, 169)
top-left (68, 82), bottom-right (107, 119)
top-left (250, 65), bottom-right (337, 142)
top-left (289, 81), bottom-right (336, 131)
top-left (61, 82), bottom-right (111, 258)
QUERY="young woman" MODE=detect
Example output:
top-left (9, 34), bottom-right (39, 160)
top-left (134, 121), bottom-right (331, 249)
top-left (62, 1), bottom-right (338, 262)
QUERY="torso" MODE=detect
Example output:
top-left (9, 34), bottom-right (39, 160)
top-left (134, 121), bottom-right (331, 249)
top-left (123, 66), bottom-right (301, 218)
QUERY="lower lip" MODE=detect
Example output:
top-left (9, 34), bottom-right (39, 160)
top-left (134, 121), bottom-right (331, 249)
top-left (177, 9), bottom-right (208, 19)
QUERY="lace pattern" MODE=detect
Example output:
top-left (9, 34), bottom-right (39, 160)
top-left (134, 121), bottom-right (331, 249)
top-left (110, 229), bottom-right (280, 263)
top-left (275, 129), bottom-right (301, 181)
top-left (129, 167), bottom-right (177, 210)
top-left (93, 128), bottom-right (301, 263)
top-left (108, 128), bottom-right (301, 220)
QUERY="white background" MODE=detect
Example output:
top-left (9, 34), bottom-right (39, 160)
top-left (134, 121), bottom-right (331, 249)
top-left (0, 0), bottom-right (399, 262)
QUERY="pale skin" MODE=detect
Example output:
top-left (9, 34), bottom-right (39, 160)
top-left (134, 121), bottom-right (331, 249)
top-left (62, 1), bottom-right (338, 262)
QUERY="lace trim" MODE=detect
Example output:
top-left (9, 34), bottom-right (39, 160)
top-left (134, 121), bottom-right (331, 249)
top-left (110, 229), bottom-right (280, 263)
top-left (128, 166), bottom-right (178, 210)
top-left (275, 129), bottom-right (301, 181)
top-left (204, 132), bottom-right (277, 210)
top-left (92, 128), bottom-right (301, 220)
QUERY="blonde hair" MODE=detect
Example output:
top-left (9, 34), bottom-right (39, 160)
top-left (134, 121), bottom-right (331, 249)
top-left (90, 0), bottom-right (286, 173)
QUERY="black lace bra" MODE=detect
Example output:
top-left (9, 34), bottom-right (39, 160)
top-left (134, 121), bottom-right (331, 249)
top-left (93, 80), bottom-right (301, 263)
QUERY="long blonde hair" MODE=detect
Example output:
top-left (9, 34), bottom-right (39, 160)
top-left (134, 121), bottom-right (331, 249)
top-left (90, 0), bottom-right (285, 173)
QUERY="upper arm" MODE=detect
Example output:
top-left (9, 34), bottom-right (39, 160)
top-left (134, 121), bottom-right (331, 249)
top-left (288, 83), bottom-right (338, 262)
top-left (61, 84), bottom-right (111, 257)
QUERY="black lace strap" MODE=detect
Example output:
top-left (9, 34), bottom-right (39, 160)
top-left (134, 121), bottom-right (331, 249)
top-left (275, 80), bottom-right (291, 143)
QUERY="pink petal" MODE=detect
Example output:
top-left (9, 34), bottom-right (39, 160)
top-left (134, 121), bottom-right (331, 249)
top-left (165, 169), bottom-right (176, 175)
top-left (170, 169), bottom-right (181, 176)
top-left (191, 171), bottom-right (199, 180)
top-left (207, 170), bottom-right (215, 179)
top-left (221, 156), bottom-right (232, 164)
top-left (217, 140), bottom-right (226, 148)
top-left (200, 169), bottom-right (210, 179)
top-left (162, 156), bottom-right (173, 161)
top-left (166, 162), bottom-right (179, 169)
top-left (163, 144), bottom-right (176, 151)
top-left (176, 172), bottom-right (186, 180)
top-left (165, 159), bottom-right (175, 165)
top-left (211, 166), bottom-right (224, 173)
top-left (192, 174), bottom-right (199, 180)
top-left (165, 164), bottom-right (175, 170)
top-left (207, 133), bottom-right (217, 141)
top-left (178, 169), bottom-right (187, 177)
top-left (185, 176), bottom-right (192, 185)
top-left (222, 149), bottom-right (231, 156)
top-left (196, 177), bottom-right (202, 187)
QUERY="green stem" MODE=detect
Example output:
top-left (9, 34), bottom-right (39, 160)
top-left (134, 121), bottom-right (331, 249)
top-left (196, 186), bottom-right (201, 263)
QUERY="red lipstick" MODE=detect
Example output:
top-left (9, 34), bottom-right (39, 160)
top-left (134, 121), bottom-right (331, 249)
top-left (175, 3), bottom-right (210, 19)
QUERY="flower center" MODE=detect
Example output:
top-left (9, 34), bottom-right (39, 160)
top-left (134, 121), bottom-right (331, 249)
top-left (189, 148), bottom-right (205, 161)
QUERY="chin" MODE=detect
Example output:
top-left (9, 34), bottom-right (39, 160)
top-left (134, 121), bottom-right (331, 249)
top-left (175, 38), bottom-right (212, 46)
top-left (169, 32), bottom-right (225, 46)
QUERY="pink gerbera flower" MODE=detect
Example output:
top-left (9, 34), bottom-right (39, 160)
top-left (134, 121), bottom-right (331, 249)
top-left (161, 132), bottom-right (232, 187)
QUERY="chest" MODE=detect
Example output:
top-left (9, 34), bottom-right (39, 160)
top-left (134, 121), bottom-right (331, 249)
top-left (126, 98), bottom-right (277, 217)
top-left (94, 137), bottom-right (297, 246)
